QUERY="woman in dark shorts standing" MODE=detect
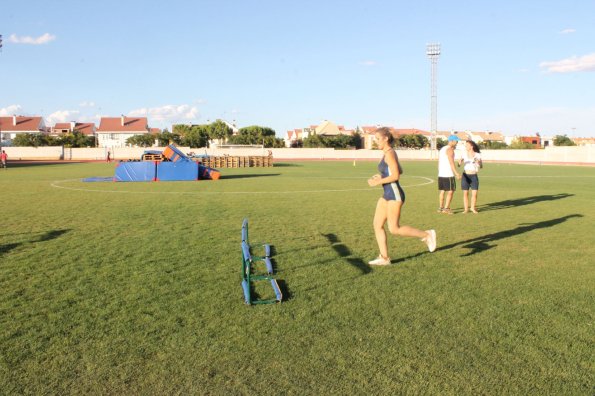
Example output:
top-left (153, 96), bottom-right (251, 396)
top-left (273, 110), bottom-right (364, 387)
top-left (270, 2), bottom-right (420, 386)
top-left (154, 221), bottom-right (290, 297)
top-left (367, 127), bottom-right (437, 266)
top-left (458, 140), bottom-right (482, 213)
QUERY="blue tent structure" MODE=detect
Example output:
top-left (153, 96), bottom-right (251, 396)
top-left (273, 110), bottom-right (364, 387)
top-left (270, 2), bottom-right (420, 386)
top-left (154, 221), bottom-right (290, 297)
top-left (111, 145), bottom-right (220, 182)
top-left (114, 161), bottom-right (157, 182)
top-left (156, 161), bottom-right (198, 181)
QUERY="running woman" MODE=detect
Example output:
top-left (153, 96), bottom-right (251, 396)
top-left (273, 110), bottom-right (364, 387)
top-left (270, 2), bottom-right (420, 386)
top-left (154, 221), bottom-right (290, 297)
top-left (367, 127), bottom-right (437, 266)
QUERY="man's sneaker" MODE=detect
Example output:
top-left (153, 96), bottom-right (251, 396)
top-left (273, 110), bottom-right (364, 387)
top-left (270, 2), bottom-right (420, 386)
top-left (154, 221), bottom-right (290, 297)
top-left (441, 208), bottom-right (454, 215)
top-left (368, 256), bottom-right (391, 266)
top-left (437, 207), bottom-right (444, 213)
top-left (423, 230), bottom-right (437, 252)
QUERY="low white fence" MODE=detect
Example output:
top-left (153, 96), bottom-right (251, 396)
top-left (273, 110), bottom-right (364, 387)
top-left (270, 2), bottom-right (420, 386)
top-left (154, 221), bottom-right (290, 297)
top-left (1, 145), bottom-right (594, 164)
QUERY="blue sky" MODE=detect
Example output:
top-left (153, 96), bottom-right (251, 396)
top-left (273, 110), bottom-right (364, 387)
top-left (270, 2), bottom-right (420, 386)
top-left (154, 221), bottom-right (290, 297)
top-left (1, 0), bottom-right (594, 137)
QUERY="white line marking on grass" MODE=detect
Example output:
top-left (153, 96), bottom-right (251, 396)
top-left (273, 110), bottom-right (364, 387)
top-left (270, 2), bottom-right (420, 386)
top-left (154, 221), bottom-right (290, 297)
top-left (50, 176), bottom-right (434, 195)
top-left (481, 175), bottom-right (595, 178)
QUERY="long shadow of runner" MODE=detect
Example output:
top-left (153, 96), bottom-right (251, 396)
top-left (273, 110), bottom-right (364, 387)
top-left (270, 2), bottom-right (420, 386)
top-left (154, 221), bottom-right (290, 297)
top-left (220, 173), bottom-right (280, 180)
top-left (0, 229), bottom-right (71, 258)
top-left (478, 193), bottom-right (574, 213)
top-left (322, 233), bottom-right (372, 275)
top-left (392, 214), bottom-right (583, 262)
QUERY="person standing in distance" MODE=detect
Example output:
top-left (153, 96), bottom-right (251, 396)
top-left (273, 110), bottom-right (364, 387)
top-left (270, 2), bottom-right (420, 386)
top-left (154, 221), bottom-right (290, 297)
top-left (367, 127), bottom-right (437, 266)
top-left (437, 135), bottom-right (461, 214)
top-left (458, 140), bottom-right (482, 213)
top-left (1, 150), bottom-right (7, 169)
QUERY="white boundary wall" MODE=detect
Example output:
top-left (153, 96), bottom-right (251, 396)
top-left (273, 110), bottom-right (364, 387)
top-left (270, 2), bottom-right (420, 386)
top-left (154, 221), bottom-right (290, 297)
top-left (1, 145), bottom-right (594, 164)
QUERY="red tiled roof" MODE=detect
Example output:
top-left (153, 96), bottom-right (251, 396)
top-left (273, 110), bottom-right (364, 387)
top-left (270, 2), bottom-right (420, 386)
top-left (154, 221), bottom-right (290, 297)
top-left (74, 123), bottom-right (95, 135)
top-left (0, 116), bottom-right (44, 132)
top-left (53, 122), bottom-right (95, 135)
top-left (453, 132), bottom-right (470, 140)
top-left (97, 116), bottom-right (148, 133)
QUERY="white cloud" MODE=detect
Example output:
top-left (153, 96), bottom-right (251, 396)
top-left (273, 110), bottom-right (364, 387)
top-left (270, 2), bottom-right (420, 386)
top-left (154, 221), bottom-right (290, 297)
top-left (8, 33), bottom-right (56, 45)
top-left (559, 28), bottom-right (576, 34)
top-left (79, 101), bottom-right (96, 107)
top-left (359, 60), bottom-right (378, 67)
top-left (129, 104), bottom-right (200, 123)
top-left (539, 53), bottom-right (595, 73)
top-left (46, 110), bottom-right (80, 125)
top-left (0, 104), bottom-right (23, 116)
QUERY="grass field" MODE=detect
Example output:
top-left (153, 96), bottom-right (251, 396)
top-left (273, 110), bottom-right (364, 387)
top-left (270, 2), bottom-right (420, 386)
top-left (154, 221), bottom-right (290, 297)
top-left (1, 159), bottom-right (594, 394)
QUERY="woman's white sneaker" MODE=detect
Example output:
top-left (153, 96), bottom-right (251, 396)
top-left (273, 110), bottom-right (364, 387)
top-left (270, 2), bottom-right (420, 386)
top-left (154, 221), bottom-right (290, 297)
top-left (368, 256), bottom-right (391, 266)
top-left (424, 230), bottom-right (437, 252)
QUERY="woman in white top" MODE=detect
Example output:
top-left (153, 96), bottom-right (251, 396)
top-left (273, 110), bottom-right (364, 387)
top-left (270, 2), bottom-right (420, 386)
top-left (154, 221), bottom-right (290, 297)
top-left (458, 140), bottom-right (482, 213)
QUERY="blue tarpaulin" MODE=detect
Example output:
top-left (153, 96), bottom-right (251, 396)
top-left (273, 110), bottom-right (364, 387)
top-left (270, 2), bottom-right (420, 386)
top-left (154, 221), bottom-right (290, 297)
top-left (114, 162), bottom-right (156, 182)
top-left (83, 176), bottom-right (113, 182)
top-left (156, 161), bottom-right (198, 181)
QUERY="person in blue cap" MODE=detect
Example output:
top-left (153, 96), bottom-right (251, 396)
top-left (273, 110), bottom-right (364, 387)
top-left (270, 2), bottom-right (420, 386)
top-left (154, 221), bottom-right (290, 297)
top-left (437, 135), bottom-right (461, 214)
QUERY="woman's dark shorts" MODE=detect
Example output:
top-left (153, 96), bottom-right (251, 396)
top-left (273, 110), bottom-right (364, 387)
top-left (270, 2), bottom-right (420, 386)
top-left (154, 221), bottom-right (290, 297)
top-left (461, 173), bottom-right (479, 190)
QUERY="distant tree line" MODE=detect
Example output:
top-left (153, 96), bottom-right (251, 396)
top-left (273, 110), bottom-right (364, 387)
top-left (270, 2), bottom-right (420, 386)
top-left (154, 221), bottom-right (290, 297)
top-left (128, 121), bottom-right (285, 148)
top-left (11, 132), bottom-right (96, 147)
top-left (6, 129), bottom-right (579, 150)
top-left (301, 132), bottom-right (363, 149)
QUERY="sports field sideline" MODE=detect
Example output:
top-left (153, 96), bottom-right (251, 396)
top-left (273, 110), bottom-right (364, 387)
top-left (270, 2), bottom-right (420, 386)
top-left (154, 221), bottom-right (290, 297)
top-left (0, 160), bottom-right (593, 394)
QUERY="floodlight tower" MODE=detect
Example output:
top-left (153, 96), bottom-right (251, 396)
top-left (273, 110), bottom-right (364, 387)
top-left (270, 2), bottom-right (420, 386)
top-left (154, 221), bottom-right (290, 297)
top-left (426, 43), bottom-right (441, 154)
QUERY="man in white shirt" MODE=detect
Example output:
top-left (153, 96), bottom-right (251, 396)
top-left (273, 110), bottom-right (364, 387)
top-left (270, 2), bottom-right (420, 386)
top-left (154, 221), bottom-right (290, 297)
top-left (437, 135), bottom-right (461, 214)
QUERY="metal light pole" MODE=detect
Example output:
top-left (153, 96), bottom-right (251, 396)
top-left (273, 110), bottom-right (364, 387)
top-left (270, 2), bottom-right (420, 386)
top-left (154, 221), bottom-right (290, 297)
top-left (426, 43), bottom-right (441, 156)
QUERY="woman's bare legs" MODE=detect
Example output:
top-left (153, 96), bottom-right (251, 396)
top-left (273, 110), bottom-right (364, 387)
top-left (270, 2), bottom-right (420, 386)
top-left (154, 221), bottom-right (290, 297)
top-left (471, 190), bottom-right (479, 213)
top-left (386, 201), bottom-right (428, 239)
top-left (462, 190), bottom-right (469, 213)
top-left (372, 198), bottom-right (390, 259)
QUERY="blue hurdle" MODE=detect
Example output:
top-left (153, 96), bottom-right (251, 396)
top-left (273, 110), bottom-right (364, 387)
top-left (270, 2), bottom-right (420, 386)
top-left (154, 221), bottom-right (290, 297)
top-left (240, 218), bottom-right (282, 305)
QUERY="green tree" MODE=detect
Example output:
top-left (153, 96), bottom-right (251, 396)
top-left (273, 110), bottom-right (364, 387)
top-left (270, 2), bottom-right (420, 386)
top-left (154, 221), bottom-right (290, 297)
top-left (479, 140), bottom-right (508, 150)
top-left (181, 125), bottom-right (210, 148)
top-left (436, 137), bottom-right (447, 150)
top-left (302, 133), bottom-right (361, 149)
top-left (553, 135), bottom-right (576, 146)
top-left (210, 120), bottom-right (233, 142)
top-left (509, 140), bottom-right (537, 149)
top-left (303, 134), bottom-right (325, 148)
top-left (397, 134), bottom-right (428, 149)
top-left (228, 125), bottom-right (282, 147)
top-left (12, 133), bottom-right (55, 147)
top-left (58, 131), bottom-right (96, 147)
top-left (126, 134), bottom-right (155, 147)
top-left (156, 131), bottom-right (182, 146)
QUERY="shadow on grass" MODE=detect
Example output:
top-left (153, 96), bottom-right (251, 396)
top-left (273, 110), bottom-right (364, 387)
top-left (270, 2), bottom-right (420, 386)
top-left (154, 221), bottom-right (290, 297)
top-left (220, 173), bottom-right (280, 180)
top-left (6, 161), bottom-right (86, 168)
top-left (322, 233), bottom-right (371, 275)
top-left (478, 193), bottom-right (574, 212)
top-left (392, 214), bottom-right (583, 262)
top-left (277, 279), bottom-right (292, 301)
top-left (0, 229), bottom-right (71, 258)
top-left (272, 163), bottom-right (302, 167)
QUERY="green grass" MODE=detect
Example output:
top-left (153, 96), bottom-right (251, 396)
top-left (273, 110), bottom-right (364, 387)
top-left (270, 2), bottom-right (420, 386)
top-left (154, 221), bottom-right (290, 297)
top-left (1, 160), bottom-right (594, 394)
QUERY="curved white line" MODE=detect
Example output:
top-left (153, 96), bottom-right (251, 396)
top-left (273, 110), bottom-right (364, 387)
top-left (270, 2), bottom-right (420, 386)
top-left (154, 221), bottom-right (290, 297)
top-left (50, 176), bottom-right (435, 195)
